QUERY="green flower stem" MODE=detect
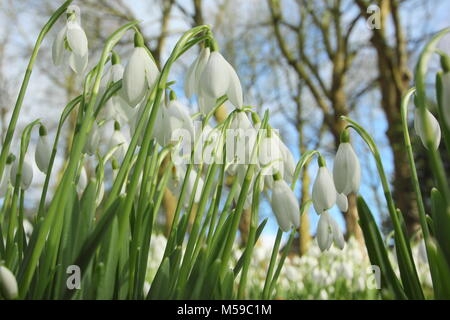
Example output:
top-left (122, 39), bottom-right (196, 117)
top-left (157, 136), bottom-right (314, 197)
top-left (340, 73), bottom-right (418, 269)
top-left (342, 116), bottom-right (424, 299)
top-left (268, 229), bottom-right (296, 297)
top-left (400, 88), bottom-right (430, 241)
top-left (262, 229), bottom-right (282, 299)
top-left (237, 173), bottom-right (263, 299)
top-left (37, 95), bottom-right (82, 217)
top-left (0, 0), bottom-right (73, 182)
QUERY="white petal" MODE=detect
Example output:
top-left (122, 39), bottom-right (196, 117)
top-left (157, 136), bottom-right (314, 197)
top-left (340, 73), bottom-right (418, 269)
top-left (69, 52), bottom-right (88, 74)
top-left (258, 136), bottom-right (283, 176)
top-left (83, 122), bottom-right (101, 155)
top-left (10, 157), bottom-right (33, 190)
top-left (108, 130), bottom-right (128, 162)
top-left (111, 64), bottom-right (124, 82)
top-left (317, 212), bottom-right (333, 251)
top-left (167, 100), bottom-right (195, 143)
top-left (123, 47), bottom-right (149, 107)
top-left (184, 55), bottom-right (199, 98)
top-left (199, 51), bottom-right (230, 98)
top-left (52, 26), bottom-right (67, 66)
top-left (186, 169), bottom-right (204, 206)
top-left (271, 180), bottom-right (294, 232)
top-left (336, 193), bottom-right (348, 212)
top-left (198, 93), bottom-right (216, 115)
top-left (333, 143), bottom-right (360, 195)
top-left (194, 47), bottom-right (210, 95)
top-left (312, 167), bottom-right (337, 214)
top-left (225, 61), bottom-right (243, 108)
top-left (66, 21), bottom-right (88, 57)
top-left (414, 108), bottom-right (441, 151)
top-left (329, 215), bottom-right (345, 249)
top-left (144, 55), bottom-right (160, 91)
top-left (35, 135), bottom-right (52, 174)
top-left (77, 166), bottom-right (87, 194)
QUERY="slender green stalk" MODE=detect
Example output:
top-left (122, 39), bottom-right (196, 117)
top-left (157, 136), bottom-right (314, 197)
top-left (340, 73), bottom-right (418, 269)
top-left (400, 88), bottom-right (430, 240)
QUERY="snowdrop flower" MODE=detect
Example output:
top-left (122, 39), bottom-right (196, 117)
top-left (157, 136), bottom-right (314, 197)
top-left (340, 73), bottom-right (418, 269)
top-left (333, 130), bottom-right (360, 195)
top-left (271, 174), bottom-right (300, 232)
top-left (199, 49), bottom-right (243, 110)
top-left (187, 169), bottom-right (204, 206)
top-left (0, 265), bottom-right (18, 300)
top-left (83, 121), bottom-right (101, 155)
top-left (10, 155), bottom-right (33, 190)
top-left (317, 211), bottom-right (345, 251)
top-left (414, 108), bottom-right (441, 150)
top-left (336, 193), bottom-right (348, 212)
top-left (228, 111), bottom-right (256, 165)
top-left (274, 133), bottom-right (296, 184)
top-left (171, 167), bottom-right (204, 207)
top-left (185, 47), bottom-right (210, 99)
top-left (52, 5), bottom-right (88, 74)
top-left (154, 93), bottom-right (195, 147)
top-left (312, 156), bottom-right (336, 214)
top-left (35, 125), bottom-right (52, 174)
top-left (108, 121), bottom-right (128, 162)
top-left (122, 32), bottom-right (159, 107)
top-left (0, 154), bottom-right (14, 197)
top-left (76, 165), bottom-right (88, 195)
top-left (99, 52), bottom-right (135, 124)
top-left (258, 133), bottom-right (283, 176)
top-left (441, 72), bottom-right (450, 128)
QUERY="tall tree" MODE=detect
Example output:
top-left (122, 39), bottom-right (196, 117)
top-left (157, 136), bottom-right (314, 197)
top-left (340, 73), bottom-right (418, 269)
top-left (354, 0), bottom-right (418, 234)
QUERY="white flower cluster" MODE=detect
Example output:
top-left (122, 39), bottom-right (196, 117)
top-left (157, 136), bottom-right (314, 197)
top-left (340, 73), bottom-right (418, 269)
top-left (311, 130), bottom-right (361, 252)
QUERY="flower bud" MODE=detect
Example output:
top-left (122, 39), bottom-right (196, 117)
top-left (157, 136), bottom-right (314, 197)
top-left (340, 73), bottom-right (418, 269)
top-left (35, 126), bottom-right (52, 174)
top-left (414, 108), bottom-right (441, 150)
top-left (10, 156), bottom-right (33, 190)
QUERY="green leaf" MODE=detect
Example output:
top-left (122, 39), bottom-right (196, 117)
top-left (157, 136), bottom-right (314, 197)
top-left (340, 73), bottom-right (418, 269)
top-left (357, 196), bottom-right (407, 299)
top-left (431, 188), bottom-right (450, 265)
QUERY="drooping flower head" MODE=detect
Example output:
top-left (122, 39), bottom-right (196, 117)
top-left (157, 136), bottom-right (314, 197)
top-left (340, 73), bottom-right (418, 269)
top-left (270, 173), bottom-right (300, 232)
top-left (122, 32), bottom-right (159, 107)
top-left (35, 125), bottom-right (52, 174)
top-left (312, 156), bottom-right (337, 215)
top-left (316, 211), bottom-right (345, 251)
top-left (333, 129), bottom-right (361, 195)
top-left (52, 5), bottom-right (88, 74)
top-left (195, 42), bottom-right (243, 113)
top-left (414, 107), bottom-right (441, 151)
top-left (10, 155), bottom-right (34, 190)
